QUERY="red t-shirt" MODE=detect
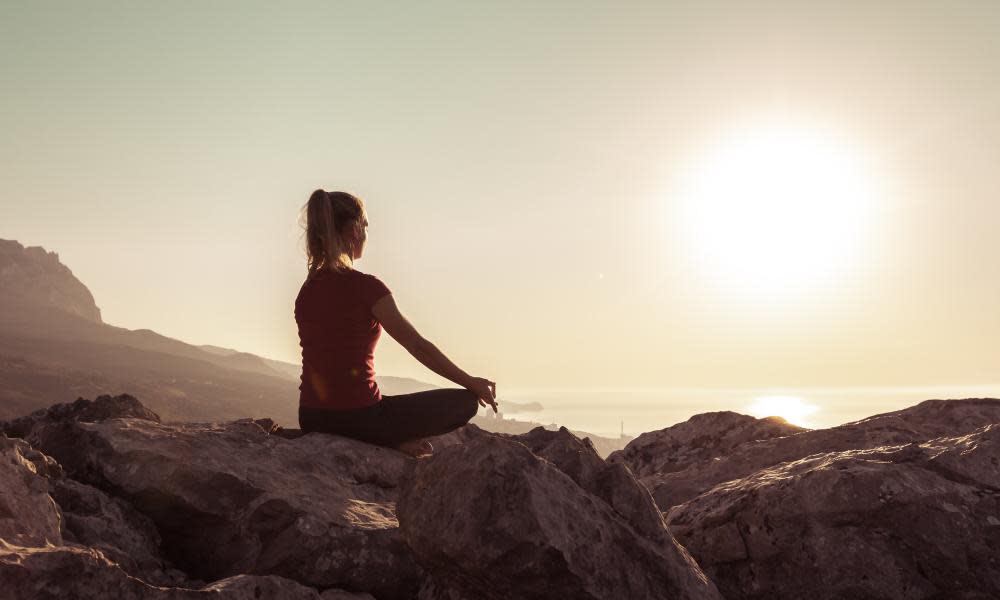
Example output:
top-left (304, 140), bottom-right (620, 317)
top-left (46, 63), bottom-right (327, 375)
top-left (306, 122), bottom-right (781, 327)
top-left (295, 267), bottom-right (392, 409)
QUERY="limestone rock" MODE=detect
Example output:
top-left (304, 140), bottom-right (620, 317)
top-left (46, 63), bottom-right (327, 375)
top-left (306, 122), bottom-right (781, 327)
top-left (319, 589), bottom-right (377, 600)
top-left (0, 543), bottom-right (175, 600)
top-left (608, 411), bottom-right (805, 478)
top-left (204, 574), bottom-right (374, 599)
top-left (2, 393), bottom-right (161, 439)
top-left (397, 432), bottom-right (722, 600)
top-left (0, 435), bottom-right (63, 548)
top-left (50, 477), bottom-right (186, 587)
top-left (622, 398), bottom-right (1000, 509)
top-left (8, 391), bottom-right (997, 599)
top-left (513, 426), bottom-right (695, 553)
top-left (426, 421), bottom-right (491, 449)
top-left (0, 542), bottom-right (364, 599)
top-left (667, 423), bottom-right (1000, 600)
top-left (1, 422), bottom-right (186, 587)
top-left (20, 396), bottom-right (421, 599)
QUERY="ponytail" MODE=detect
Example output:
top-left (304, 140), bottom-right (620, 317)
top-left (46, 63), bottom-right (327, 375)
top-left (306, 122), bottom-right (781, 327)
top-left (301, 189), bottom-right (365, 277)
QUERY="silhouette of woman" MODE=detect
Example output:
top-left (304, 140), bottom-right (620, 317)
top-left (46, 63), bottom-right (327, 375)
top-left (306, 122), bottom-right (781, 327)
top-left (295, 189), bottom-right (498, 457)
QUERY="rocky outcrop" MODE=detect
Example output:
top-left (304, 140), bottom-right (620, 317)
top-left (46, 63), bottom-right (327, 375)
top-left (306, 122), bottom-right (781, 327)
top-left (513, 426), bottom-right (690, 553)
top-left (618, 398), bottom-right (1000, 510)
top-left (666, 424), bottom-right (1000, 600)
top-left (49, 476), bottom-right (187, 587)
top-left (1, 393), bottom-right (163, 439)
top-left (0, 436), bottom-right (63, 548)
top-left (0, 238), bottom-right (102, 323)
top-left (0, 397), bottom-right (372, 598)
top-left (609, 411), bottom-right (806, 478)
top-left (7, 392), bottom-right (997, 599)
top-left (0, 544), bottom-right (373, 600)
top-left (2, 427), bottom-right (182, 582)
top-left (0, 393), bottom-right (723, 599)
top-left (397, 427), bottom-right (722, 600)
top-left (16, 395), bottom-right (420, 600)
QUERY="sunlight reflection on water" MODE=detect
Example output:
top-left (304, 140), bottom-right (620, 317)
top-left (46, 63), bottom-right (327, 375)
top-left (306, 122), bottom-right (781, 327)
top-left (485, 384), bottom-right (1000, 437)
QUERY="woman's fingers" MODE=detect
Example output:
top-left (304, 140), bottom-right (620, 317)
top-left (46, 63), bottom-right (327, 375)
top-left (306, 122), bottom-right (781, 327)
top-left (468, 377), bottom-right (498, 410)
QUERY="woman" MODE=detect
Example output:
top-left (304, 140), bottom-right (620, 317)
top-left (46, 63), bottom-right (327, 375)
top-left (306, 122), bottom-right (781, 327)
top-left (295, 189), bottom-right (498, 457)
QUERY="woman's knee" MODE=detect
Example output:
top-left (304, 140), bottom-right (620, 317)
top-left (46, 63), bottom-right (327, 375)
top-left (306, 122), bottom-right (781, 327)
top-left (453, 388), bottom-right (479, 423)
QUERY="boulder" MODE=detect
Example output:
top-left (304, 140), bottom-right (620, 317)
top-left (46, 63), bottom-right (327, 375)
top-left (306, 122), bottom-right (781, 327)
top-left (426, 421), bottom-right (491, 450)
top-left (203, 574), bottom-right (375, 599)
top-left (7, 391), bottom-right (998, 599)
top-left (1, 427), bottom-right (187, 587)
top-left (50, 476), bottom-right (187, 587)
top-left (513, 426), bottom-right (695, 552)
top-left (0, 435), bottom-right (63, 548)
top-left (620, 398), bottom-right (1000, 509)
top-left (608, 411), bottom-right (805, 478)
top-left (1, 393), bottom-right (161, 439)
top-left (19, 394), bottom-right (422, 599)
top-left (397, 431), bottom-right (722, 600)
top-left (666, 424), bottom-right (1000, 600)
top-left (0, 542), bottom-right (368, 599)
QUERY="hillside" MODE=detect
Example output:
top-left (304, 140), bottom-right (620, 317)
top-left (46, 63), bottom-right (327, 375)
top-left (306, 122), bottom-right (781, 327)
top-left (0, 239), bottom-right (443, 424)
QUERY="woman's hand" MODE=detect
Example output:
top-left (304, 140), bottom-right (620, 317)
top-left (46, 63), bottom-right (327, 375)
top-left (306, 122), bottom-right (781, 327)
top-left (466, 376), bottom-right (498, 413)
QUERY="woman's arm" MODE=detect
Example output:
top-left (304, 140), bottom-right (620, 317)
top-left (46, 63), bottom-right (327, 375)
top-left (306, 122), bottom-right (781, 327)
top-left (372, 294), bottom-right (473, 389)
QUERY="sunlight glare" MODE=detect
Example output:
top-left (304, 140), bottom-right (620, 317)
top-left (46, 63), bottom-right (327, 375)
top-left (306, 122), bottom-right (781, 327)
top-left (745, 395), bottom-right (819, 428)
top-left (673, 116), bottom-right (878, 301)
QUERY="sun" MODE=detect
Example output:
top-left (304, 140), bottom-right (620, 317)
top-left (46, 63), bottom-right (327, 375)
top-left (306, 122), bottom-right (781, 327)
top-left (745, 395), bottom-right (818, 428)
top-left (670, 116), bottom-right (878, 302)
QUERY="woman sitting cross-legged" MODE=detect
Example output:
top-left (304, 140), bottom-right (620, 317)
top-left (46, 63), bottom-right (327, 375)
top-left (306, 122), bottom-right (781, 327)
top-left (294, 189), bottom-right (498, 457)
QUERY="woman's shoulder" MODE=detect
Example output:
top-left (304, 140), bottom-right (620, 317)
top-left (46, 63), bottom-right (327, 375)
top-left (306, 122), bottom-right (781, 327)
top-left (306, 266), bottom-right (389, 290)
top-left (354, 269), bottom-right (392, 301)
top-left (350, 268), bottom-right (387, 283)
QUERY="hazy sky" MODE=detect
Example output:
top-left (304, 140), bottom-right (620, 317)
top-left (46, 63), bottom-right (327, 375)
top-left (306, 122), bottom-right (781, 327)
top-left (3, 2), bottom-right (999, 392)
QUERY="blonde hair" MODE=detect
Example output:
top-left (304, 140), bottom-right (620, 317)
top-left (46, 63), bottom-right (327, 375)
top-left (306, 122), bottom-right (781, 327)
top-left (300, 189), bottom-right (365, 278)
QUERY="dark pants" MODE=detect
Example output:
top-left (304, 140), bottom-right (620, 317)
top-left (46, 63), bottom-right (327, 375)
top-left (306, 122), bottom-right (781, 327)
top-left (298, 387), bottom-right (479, 447)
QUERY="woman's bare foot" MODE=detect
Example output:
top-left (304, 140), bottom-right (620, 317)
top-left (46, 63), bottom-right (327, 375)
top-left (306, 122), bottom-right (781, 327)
top-left (395, 438), bottom-right (433, 458)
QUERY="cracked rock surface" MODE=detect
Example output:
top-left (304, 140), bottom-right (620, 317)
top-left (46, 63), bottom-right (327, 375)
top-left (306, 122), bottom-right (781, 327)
top-left (1, 393), bottom-right (719, 599)
top-left (667, 424), bottom-right (1000, 600)
top-left (613, 398), bottom-right (1000, 511)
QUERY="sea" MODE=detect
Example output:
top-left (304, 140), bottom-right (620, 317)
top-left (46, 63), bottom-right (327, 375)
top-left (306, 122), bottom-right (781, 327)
top-left (487, 384), bottom-right (1000, 438)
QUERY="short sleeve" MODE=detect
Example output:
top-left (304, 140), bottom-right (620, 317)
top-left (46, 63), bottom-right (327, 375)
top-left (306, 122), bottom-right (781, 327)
top-left (363, 274), bottom-right (392, 309)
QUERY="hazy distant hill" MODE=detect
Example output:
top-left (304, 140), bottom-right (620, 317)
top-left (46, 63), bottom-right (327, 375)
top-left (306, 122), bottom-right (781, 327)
top-left (198, 343), bottom-right (301, 380)
top-left (0, 239), bottom-right (440, 424)
top-left (0, 239), bottom-right (102, 323)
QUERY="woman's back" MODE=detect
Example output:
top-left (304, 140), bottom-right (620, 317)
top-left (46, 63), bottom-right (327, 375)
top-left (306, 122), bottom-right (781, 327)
top-left (295, 187), bottom-right (495, 455)
top-left (294, 267), bottom-right (392, 409)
